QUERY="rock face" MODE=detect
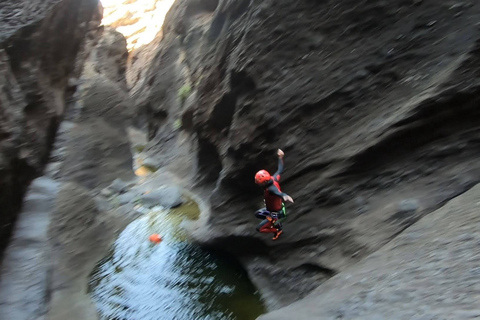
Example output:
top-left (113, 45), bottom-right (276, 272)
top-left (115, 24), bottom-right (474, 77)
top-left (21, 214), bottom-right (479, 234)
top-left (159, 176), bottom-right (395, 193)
top-left (259, 183), bottom-right (480, 319)
top-left (57, 25), bottom-right (135, 189)
top-left (132, 0), bottom-right (480, 310)
top-left (44, 25), bottom-right (137, 320)
top-left (0, 6), bottom-right (138, 319)
top-left (0, 0), bottom-right (101, 254)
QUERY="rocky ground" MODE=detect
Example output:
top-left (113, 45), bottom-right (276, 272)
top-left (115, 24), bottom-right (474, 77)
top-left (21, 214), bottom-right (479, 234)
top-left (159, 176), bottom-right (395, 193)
top-left (259, 183), bottom-right (480, 320)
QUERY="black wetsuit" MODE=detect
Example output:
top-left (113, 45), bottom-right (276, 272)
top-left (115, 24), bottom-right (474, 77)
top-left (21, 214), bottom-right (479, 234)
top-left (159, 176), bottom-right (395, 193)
top-left (263, 158), bottom-right (289, 212)
top-left (255, 158), bottom-right (290, 233)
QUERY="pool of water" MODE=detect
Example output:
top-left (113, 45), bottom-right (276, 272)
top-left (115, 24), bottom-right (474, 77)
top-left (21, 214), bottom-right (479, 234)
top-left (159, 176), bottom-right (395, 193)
top-left (90, 200), bottom-right (265, 320)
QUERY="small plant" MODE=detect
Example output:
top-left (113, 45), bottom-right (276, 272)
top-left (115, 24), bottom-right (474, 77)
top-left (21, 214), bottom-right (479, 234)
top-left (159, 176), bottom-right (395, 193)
top-left (132, 196), bottom-right (142, 205)
top-left (134, 145), bottom-right (146, 153)
top-left (173, 119), bottom-right (182, 130)
top-left (178, 84), bottom-right (191, 103)
top-left (143, 164), bottom-right (158, 173)
top-left (111, 196), bottom-right (120, 208)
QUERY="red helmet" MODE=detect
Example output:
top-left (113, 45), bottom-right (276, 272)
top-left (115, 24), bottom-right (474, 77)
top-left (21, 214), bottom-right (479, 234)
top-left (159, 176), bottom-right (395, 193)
top-left (255, 170), bottom-right (271, 184)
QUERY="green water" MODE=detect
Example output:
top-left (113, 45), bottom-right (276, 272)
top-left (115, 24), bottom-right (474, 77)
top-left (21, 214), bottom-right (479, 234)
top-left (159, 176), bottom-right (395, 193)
top-left (90, 200), bottom-right (265, 320)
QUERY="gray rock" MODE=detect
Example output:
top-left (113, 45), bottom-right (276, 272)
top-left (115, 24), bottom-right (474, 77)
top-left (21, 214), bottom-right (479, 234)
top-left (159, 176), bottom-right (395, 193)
top-left (142, 157), bottom-right (159, 170)
top-left (449, 3), bottom-right (470, 11)
top-left (133, 205), bottom-right (151, 215)
top-left (50, 146), bottom-right (67, 162)
top-left (0, 0), bottom-right (99, 256)
top-left (109, 178), bottom-right (129, 194)
top-left (355, 196), bottom-right (369, 215)
top-left (94, 195), bottom-right (112, 212)
top-left (0, 177), bottom-right (59, 320)
top-left (118, 192), bottom-right (138, 205)
top-left (140, 186), bottom-right (183, 208)
top-left (100, 188), bottom-right (114, 198)
top-left (397, 199), bottom-right (419, 213)
top-left (57, 121), bottom-right (76, 138)
top-left (259, 185), bottom-right (480, 320)
top-left (45, 162), bottom-right (62, 179)
top-left (116, 203), bottom-right (138, 218)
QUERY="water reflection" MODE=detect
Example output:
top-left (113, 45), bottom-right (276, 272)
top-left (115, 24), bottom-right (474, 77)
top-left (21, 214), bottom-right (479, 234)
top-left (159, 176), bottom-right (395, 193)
top-left (90, 201), bottom-right (265, 320)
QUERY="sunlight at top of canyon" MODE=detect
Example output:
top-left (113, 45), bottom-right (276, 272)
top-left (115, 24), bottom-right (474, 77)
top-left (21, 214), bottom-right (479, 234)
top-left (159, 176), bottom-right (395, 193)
top-left (100, 0), bottom-right (175, 51)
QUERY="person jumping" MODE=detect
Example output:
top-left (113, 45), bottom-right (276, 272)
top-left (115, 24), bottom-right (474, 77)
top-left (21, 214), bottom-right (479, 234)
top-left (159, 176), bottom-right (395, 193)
top-left (254, 149), bottom-right (294, 240)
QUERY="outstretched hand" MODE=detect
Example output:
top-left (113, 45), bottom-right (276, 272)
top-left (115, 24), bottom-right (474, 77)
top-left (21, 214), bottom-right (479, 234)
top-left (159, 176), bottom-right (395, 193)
top-left (283, 195), bottom-right (294, 203)
top-left (277, 149), bottom-right (284, 159)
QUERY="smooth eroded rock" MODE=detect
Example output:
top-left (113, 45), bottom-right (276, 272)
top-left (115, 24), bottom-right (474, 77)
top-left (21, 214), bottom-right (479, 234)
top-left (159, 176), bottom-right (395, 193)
top-left (140, 186), bottom-right (184, 209)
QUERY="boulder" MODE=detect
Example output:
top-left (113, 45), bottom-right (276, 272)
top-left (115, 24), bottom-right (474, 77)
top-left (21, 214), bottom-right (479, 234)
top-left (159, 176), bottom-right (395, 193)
top-left (140, 186), bottom-right (183, 209)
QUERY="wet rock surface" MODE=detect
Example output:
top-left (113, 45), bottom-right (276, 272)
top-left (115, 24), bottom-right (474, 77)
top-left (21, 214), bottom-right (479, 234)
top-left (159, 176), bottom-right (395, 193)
top-left (0, 177), bottom-right (59, 320)
top-left (131, 0), bottom-right (480, 310)
top-left (47, 183), bottom-right (131, 320)
top-left (259, 183), bottom-right (480, 319)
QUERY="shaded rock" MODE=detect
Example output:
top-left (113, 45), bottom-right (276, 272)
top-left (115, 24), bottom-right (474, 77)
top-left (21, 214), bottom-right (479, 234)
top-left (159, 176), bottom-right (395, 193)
top-left (118, 191), bottom-right (138, 205)
top-left (0, 15), bottom-right (138, 320)
top-left (133, 204), bottom-right (152, 215)
top-left (45, 162), bottom-right (63, 179)
top-left (50, 147), bottom-right (68, 162)
top-left (354, 196), bottom-right (369, 215)
top-left (1, 4), bottom-right (142, 320)
top-left (142, 157), bottom-right (160, 170)
top-left (140, 186), bottom-right (183, 208)
top-left (109, 178), bottom-right (129, 194)
top-left (397, 199), bottom-right (419, 213)
top-left (92, 26), bottom-right (129, 87)
top-left (259, 184), bottom-right (480, 319)
top-left (94, 195), bottom-right (113, 212)
top-left (47, 182), bottom-right (133, 320)
top-left (57, 27), bottom-right (136, 190)
top-left (0, 177), bottom-right (59, 320)
top-left (100, 187), bottom-right (114, 198)
top-left (0, 0), bottom-right (101, 253)
top-left (116, 203), bottom-right (140, 219)
top-left (315, 187), bottom-right (352, 207)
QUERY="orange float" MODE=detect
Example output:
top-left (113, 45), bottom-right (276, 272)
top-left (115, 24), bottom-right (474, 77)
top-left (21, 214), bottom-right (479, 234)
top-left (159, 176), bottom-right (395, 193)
top-left (149, 234), bottom-right (162, 244)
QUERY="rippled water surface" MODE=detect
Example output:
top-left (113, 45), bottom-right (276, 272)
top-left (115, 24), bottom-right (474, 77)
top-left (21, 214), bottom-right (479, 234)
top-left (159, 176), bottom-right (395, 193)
top-left (90, 200), bottom-right (265, 320)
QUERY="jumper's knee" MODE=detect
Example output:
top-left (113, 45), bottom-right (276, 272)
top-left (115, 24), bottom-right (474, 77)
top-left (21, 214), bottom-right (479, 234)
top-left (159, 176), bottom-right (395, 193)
top-left (255, 208), bottom-right (269, 219)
